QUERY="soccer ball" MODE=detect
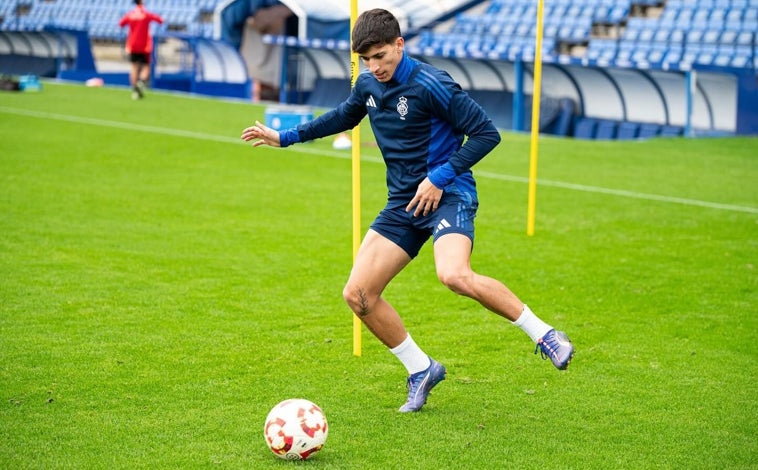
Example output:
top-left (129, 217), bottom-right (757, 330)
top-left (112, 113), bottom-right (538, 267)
top-left (263, 398), bottom-right (328, 460)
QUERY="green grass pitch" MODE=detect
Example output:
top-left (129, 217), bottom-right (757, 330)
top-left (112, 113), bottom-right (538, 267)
top-left (1, 82), bottom-right (756, 468)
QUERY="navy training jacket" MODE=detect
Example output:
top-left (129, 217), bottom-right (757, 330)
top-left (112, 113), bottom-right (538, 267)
top-left (279, 53), bottom-right (501, 208)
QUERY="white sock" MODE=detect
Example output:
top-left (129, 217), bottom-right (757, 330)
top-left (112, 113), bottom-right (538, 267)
top-left (512, 304), bottom-right (553, 343)
top-left (390, 334), bottom-right (431, 374)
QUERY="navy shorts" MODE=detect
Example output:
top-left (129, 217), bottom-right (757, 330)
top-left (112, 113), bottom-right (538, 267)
top-left (129, 53), bottom-right (150, 65)
top-left (370, 190), bottom-right (478, 259)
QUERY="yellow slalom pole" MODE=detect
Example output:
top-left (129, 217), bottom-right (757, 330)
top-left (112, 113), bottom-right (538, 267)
top-left (350, 0), bottom-right (362, 356)
top-left (526, 0), bottom-right (545, 237)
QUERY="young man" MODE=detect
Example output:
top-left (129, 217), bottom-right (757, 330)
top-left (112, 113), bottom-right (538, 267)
top-left (119, 0), bottom-right (163, 100)
top-left (241, 9), bottom-right (574, 413)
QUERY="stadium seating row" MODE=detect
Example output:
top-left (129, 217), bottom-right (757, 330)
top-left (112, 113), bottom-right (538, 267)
top-left (659, 5), bottom-right (758, 22)
top-left (624, 25), bottom-right (757, 45)
top-left (0, 0), bottom-right (218, 39)
top-left (2, 0), bottom-right (757, 74)
top-left (424, 0), bottom-right (758, 71)
top-left (490, 0), bottom-right (630, 7)
top-left (666, 0), bottom-right (758, 7)
top-left (414, 32), bottom-right (558, 60)
top-left (587, 38), bottom-right (755, 69)
top-left (474, 4), bottom-right (631, 24)
top-left (632, 14), bottom-right (758, 33)
top-left (574, 117), bottom-right (685, 140)
top-left (451, 17), bottom-right (592, 44)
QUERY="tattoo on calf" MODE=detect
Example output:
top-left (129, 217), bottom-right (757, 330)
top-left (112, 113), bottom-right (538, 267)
top-left (358, 289), bottom-right (370, 317)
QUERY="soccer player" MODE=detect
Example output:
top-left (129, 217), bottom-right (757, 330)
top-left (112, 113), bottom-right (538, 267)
top-left (118, 0), bottom-right (163, 100)
top-left (241, 8), bottom-right (574, 412)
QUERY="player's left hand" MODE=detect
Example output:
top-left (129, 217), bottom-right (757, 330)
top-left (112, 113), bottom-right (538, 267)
top-left (406, 177), bottom-right (442, 217)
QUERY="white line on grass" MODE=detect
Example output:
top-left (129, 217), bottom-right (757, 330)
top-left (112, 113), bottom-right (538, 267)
top-left (1, 106), bottom-right (241, 144)
top-left (475, 171), bottom-right (758, 214)
top-left (2, 106), bottom-right (756, 215)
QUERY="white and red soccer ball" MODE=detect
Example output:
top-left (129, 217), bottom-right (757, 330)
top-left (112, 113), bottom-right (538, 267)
top-left (263, 398), bottom-right (328, 460)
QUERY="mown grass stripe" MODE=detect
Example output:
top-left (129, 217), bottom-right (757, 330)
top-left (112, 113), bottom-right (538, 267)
top-left (2, 105), bottom-right (755, 215)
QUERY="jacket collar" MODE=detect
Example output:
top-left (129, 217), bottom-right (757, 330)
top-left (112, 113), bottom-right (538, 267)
top-left (390, 53), bottom-right (414, 85)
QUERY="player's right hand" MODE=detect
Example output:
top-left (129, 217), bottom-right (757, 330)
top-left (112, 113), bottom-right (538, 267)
top-left (241, 121), bottom-right (281, 148)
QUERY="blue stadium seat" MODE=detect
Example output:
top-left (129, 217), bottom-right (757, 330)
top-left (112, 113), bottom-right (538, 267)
top-left (653, 28), bottom-right (671, 42)
top-left (736, 30), bottom-right (755, 45)
top-left (617, 122), bottom-right (640, 139)
top-left (500, 22), bottom-right (517, 37)
top-left (676, 7), bottom-right (695, 26)
top-left (544, 98), bottom-right (575, 137)
top-left (702, 29), bottom-right (721, 43)
top-left (696, 44), bottom-right (719, 65)
top-left (660, 125), bottom-right (683, 137)
top-left (719, 28), bottom-right (738, 43)
top-left (615, 41), bottom-right (636, 65)
top-left (692, 8), bottom-right (710, 23)
top-left (551, 4), bottom-right (568, 18)
top-left (669, 28), bottom-right (686, 43)
top-left (730, 45), bottom-right (752, 67)
top-left (586, 39), bottom-right (618, 64)
top-left (647, 43), bottom-right (668, 66)
top-left (593, 5), bottom-right (611, 22)
top-left (622, 26), bottom-right (640, 42)
top-left (686, 28), bottom-right (705, 42)
top-left (609, 5), bottom-right (630, 22)
top-left (638, 26), bottom-right (656, 42)
top-left (595, 120), bottom-right (618, 139)
top-left (726, 8), bottom-right (743, 23)
top-left (579, 5), bottom-right (594, 18)
top-left (543, 23), bottom-right (560, 38)
top-left (638, 123), bottom-right (661, 138)
top-left (566, 4), bottom-right (582, 17)
top-left (681, 45), bottom-right (700, 65)
top-left (710, 7), bottom-right (727, 22)
top-left (659, 8), bottom-right (678, 24)
top-left (570, 22), bottom-right (591, 41)
top-left (574, 117), bottom-right (599, 139)
top-left (713, 50), bottom-right (732, 66)
top-left (743, 18), bottom-right (758, 32)
top-left (631, 44), bottom-right (651, 66)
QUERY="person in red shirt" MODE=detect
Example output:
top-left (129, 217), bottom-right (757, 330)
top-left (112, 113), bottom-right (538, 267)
top-left (119, 0), bottom-right (163, 99)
